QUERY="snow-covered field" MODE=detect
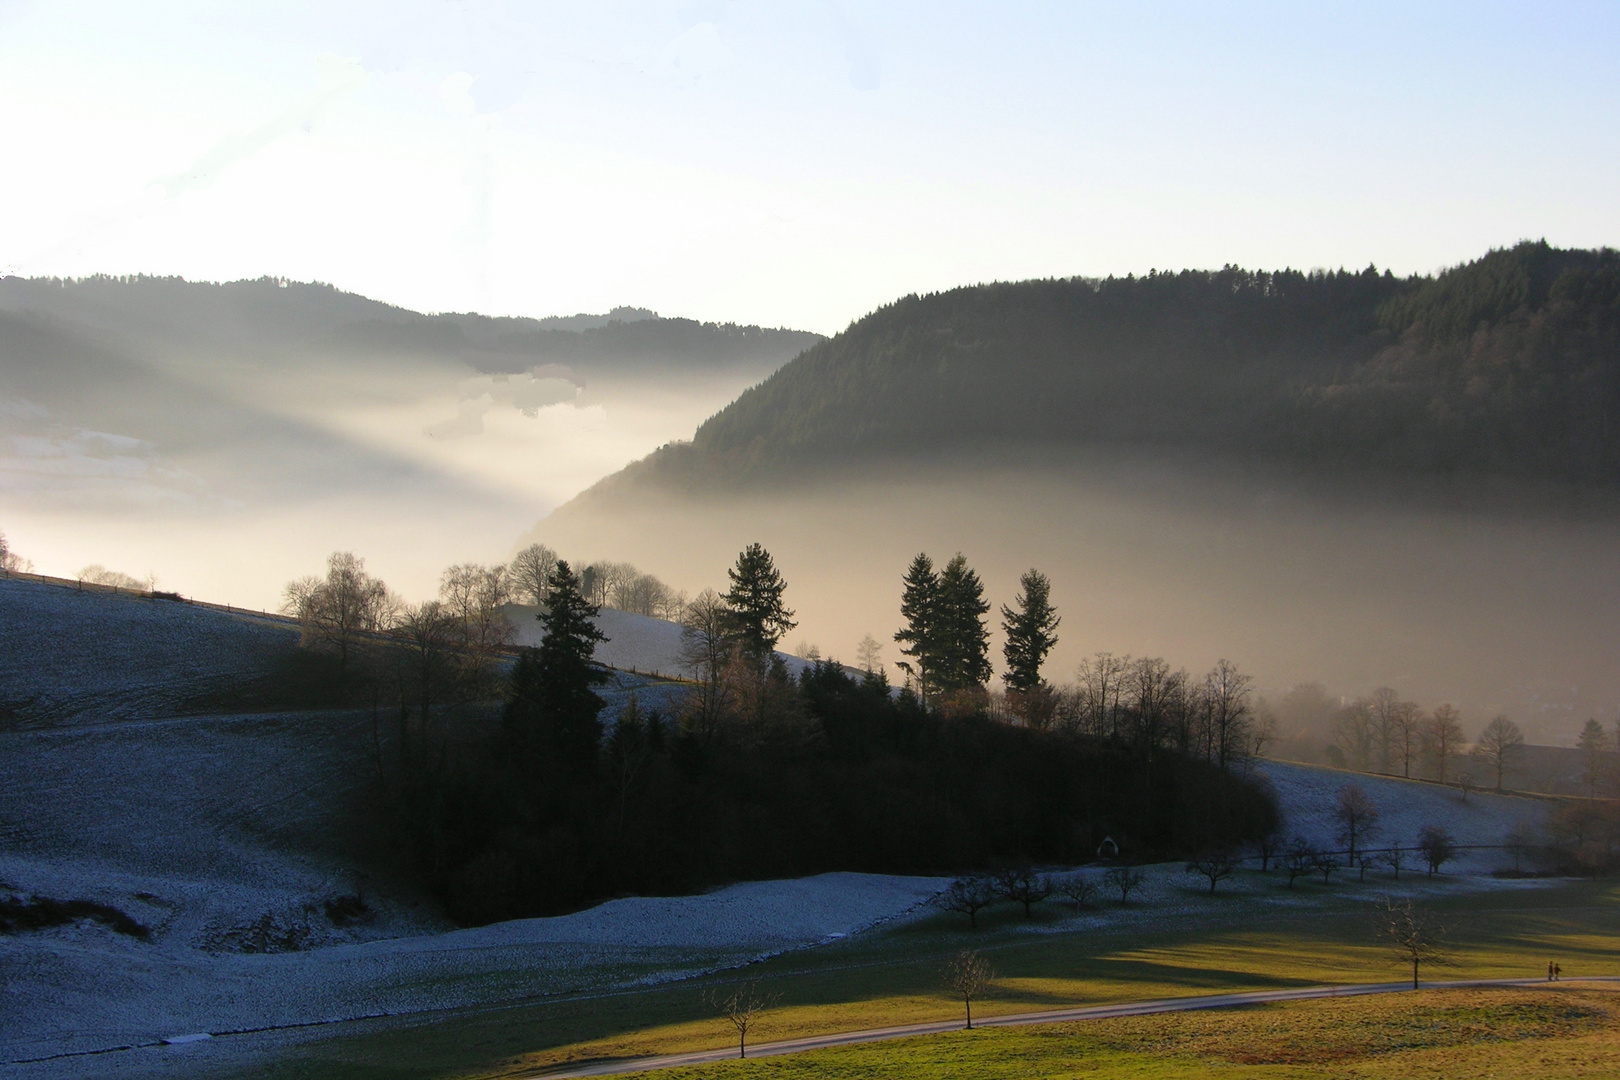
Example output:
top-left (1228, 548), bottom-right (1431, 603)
top-left (1257, 759), bottom-right (1546, 873)
top-left (505, 602), bottom-right (820, 680)
top-left (0, 577), bottom-right (297, 726)
top-left (0, 578), bottom-right (1564, 1078)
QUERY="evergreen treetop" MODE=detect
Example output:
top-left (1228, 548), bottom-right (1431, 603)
top-left (1002, 568), bottom-right (1060, 694)
top-left (722, 542), bottom-right (796, 659)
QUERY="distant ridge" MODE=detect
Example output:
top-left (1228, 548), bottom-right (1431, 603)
top-left (0, 274), bottom-right (823, 376)
top-left (570, 241), bottom-right (1620, 500)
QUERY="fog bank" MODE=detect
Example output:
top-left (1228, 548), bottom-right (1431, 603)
top-left (529, 448), bottom-right (1620, 746)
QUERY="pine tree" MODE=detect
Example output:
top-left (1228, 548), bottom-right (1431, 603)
top-left (722, 543), bottom-right (797, 659)
top-left (1001, 568), bottom-right (1059, 694)
top-left (505, 559), bottom-right (609, 778)
top-left (893, 553), bottom-right (941, 703)
top-left (935, 554), bottom-right (992, 693)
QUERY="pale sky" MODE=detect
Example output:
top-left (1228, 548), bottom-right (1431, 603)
top-left (3, 1), bottom-right (1617, 334)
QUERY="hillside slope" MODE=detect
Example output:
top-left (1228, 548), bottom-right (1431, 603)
top-left (580, 242), bottom-right (1620, 497)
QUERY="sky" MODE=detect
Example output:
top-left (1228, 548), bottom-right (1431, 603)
top-left (2, 1), bottom-right (1617, 334)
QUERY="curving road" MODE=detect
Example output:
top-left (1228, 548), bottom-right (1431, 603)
top-left (533, 976), bottom-right (1616, 1078)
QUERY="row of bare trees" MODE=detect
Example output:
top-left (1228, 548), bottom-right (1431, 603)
top-left (1298, 685), bottom-right (1530, 792)
top-left (1050, 654), bottom-right (1265, 772)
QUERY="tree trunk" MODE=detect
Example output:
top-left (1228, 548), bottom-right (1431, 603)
top-left (1412, 960), bottom-right (1419, 990)
top-left (965, 998), bottom-right (972, 1030)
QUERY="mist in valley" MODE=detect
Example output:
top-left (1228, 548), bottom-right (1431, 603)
top-left (531, 446), bottom-right (1620, 749)
top-left (0, 277), bottom-right (815, 607)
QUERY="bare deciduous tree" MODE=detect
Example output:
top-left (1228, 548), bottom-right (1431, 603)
top-left (1376, 896), bottom-right (1447, 989)
top-left (1313, 850), bottom-right (1342, 884)
top-left (1104, 866), bottom-right (1145, 905)
top-left (1457, 770), bottom-right (1476, 803)
top-left (855, 633), bottom-right (884, 675)
top-left (78, 564), bottom-right (152, 590)
top-left (937, 876), bottom-right (997, 928)
top-left (1073, 652), bottom-right (1130, 740)
top-left (283, 552), bottom-right (395, 674)
top-left (994, 865), bottom-right (1053, 918)
top-left (1504, 822), bottom-right (1537, 874)
top-left (508, 543), bottom-right (559, 608)
top-left (1255, 830), bottom-right (1284, 872)
top-left (1334, 783), bottom-right (1380, 863)
top-left (1381, 843), bottom-right (1407, 880)
top-left (1418, 825), bottom-right (1456, 876)
top-left (0, 531), bottom-right (31, 573)
top-left (1331, 697), bottom-right (1376, 772)
top-left (943, 950), bottom-right (994, 1029)
top-left (439, 563), bottom-right (513, 662)
top-left (706, 980), bottom-right (776, 1058)
top-left (1204, 659), bottom-right (1253, 772)
top-left (1577, 719), bottom-right (1613, 798)
top-left (1392, 701), bottom-right (1423, 778)
top-left (1368, 686), bottom-right (1401, 773)
top-left (1185, 849), bottom-right (1237, 895)
top-left (1474, 715), bottom-right (1525, 792)
top-left (679, 589), bottom-right (736, 741)
top-left (1284, 838), bottom-right (1316, 889)
top-left (1424, 704), bottom-right (1465, 784)
top-left (1055, 875), bottom-right (1098, 908)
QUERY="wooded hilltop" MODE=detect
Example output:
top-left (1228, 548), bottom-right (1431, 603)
top-left (585, 242), bottom-right (1620, 494)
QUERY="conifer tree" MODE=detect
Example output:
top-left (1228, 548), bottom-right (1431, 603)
top-left (894, 553), bottom-right (941, 703)
top-left (506, 559), bottom-right (609, 778)
top-left (935, 554), bottom-right (992, 693)
top-left (722, 543), bottom-right (796, 659)
top-left (1001, 568), bottom-right (1059, 694)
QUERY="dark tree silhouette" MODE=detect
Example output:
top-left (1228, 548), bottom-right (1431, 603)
top-left (723, 543), bottom-right (796, 659)
top-left (994, 865), bottom-right (1054, 918)
top-left (1418, 825), bottom-right (1456, 876)
top-left (934, 554), bottom-right (992, 694)
top-left (506, 560), bottom-right (609, 778)
top-left (937, 876), bottom-right (997, 928)
top-left (1001, 568), bottom-right (1060, 695)
top-left (894, 553), bottom-right (941, 705)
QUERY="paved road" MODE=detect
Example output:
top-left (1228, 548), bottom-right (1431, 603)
top-left (533, 976), bottom-right (1616, 1078)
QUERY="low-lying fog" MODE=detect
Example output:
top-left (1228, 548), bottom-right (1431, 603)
top-left (531, 448), bottom-right (1620, 746)
top-left (0, 346), bottom-right (766, 608)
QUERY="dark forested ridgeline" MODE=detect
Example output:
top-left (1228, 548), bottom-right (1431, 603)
top-left (577, 242), bottom-right (1620, 497)
top-left (402, 661), bottom-right (1280, 925)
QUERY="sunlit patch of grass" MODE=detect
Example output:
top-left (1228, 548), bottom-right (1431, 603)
top-left (641, 985), bottom-right (1620, 1080)
top-left (237, 880), bottom-right (1620, 1080)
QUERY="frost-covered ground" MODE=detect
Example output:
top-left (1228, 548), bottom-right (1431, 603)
top-left (0, 578), bottom-right (1562, 1077)
top-left (1256, 759), bottom-right (1547, 873)
top-left (2, 872), bottom-right (946, 1074)
top-left (505, 603), bottom-right (819, 680)
top-left (0, 577), bottom-right (298, 726)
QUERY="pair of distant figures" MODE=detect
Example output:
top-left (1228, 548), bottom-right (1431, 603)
top-left (1547, 961), bottom-right (1562, 980)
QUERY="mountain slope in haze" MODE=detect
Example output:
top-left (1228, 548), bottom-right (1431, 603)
top-left (579, 242), bottom-right (1620, 497)
top-left (0, 275), bottom-right (821, 606)
top-left (0, 275), bottom-right (821, 378)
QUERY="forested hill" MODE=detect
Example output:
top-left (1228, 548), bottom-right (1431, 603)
top-left (586, 242), bottom-right (1620, 492)
top-left (0, 275), bottom-right (822, 375)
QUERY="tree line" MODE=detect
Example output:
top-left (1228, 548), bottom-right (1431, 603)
top-left (613, 241), bottom-right (1620, 493)
top-left (354, 543), bottom-right (1277, 924)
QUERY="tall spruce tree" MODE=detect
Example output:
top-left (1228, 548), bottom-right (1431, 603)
top-left (935, 554), bottom-right (992, 693)
top-left (506, 559), bottom-right (609, 779)
top-left (722, 543), bottom-right (796, 659)
top-left (1001, 569), bottom-right (1060, 694)
top-left (894, 553), bottom-right (941, 703)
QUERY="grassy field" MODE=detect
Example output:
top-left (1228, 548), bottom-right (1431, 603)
top-left (236, 877), bottom-right (1620, 1080)
top-left (644, 984), bottom-right (1620, 1080)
